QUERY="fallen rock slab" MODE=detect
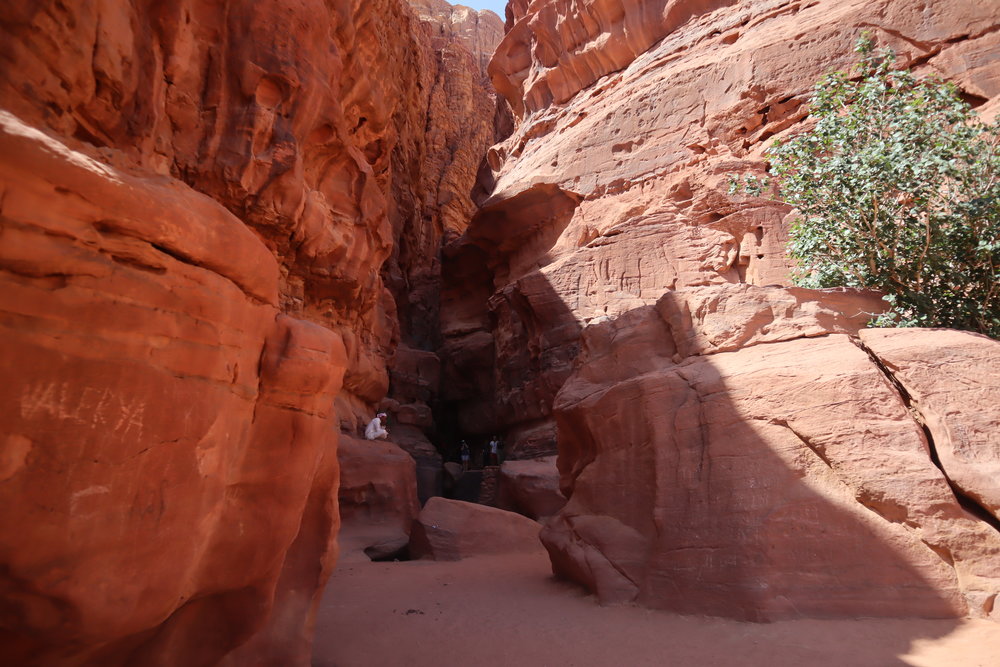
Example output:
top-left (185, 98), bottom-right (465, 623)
top-left (499, 456), bottom-right (566, 519)
top-left (410, 498), bottom-right (542, 560)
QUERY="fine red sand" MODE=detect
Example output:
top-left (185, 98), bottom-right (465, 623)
top-left (312, 538), bottom-right (1000, 667)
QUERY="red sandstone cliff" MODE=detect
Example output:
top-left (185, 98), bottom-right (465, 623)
top-left (444, 0), bottom-right (1000, 619)
top-left (0, 0), bottom-right (498, 663)
top-left (3, 0), bottom-right (998, 660)
top-left (543, 290), bottom-right (1000, 620)
top-left (409, 0), bottom-right (505, 78)
top-left (380, 1), bottom-right (504, 497)
top-left (444, 0), bottom-right (1000, 452)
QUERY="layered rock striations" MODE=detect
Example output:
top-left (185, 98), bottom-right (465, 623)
top-left (444, 0), bottom-right (1000, 619)
top-left (0, 0), bottom-right (500, 663)
top-left (443, 0), bottom-right (1000, 451)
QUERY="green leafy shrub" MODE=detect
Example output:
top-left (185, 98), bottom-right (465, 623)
top-left (736, 35), bottom-right (1000, 337)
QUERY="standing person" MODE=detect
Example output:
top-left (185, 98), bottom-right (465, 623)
top-left (488, 435), bottom-right (501, 467)
top-left (365, 412), bottom-right (389, 440)
top-left (460, 440), bottom-right (471, 471)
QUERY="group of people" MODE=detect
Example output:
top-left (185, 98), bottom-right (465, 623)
top-left (365, 412), bottom-right (502, 470)
top-left (459, 436), bottom-right (502, 470)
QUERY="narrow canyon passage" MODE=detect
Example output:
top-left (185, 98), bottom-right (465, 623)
top-left (0, 0), bottom-right (998, 666)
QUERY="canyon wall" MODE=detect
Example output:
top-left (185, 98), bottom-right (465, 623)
top-left (409, 0), bottom-right (506, 77)
top-left (444, 0), bottom-right (999, 451)
top-left (448, 0), bottom-right (1000, 618)
top-left (0, 0), bottom-right (500, 663)
top-left (380, 1), bottom-right (503, 485)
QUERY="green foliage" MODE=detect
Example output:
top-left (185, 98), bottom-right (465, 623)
top-left (757, 34), bottom-right (1000, 337)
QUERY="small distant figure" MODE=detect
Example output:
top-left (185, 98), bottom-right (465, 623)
top-left (460, 440), bottom-right (471, 471)
top-left (488, 435), bottom-right (502, 467)
top-left (365, 412), bottom-right (389, 440)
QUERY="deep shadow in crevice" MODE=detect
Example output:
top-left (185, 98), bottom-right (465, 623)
top-left (853, 337), bottom-right (1000, 535)
top-left (436, 183), bottom-right (583, 458)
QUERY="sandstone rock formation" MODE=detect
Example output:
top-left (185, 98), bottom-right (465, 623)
top-left (3, 0), bottom-right (999, 660)
top-left (409, 497), bottom-right (543, 560)
top-left (339, 437), bottom-right (421, 533)
top-left (0, 0), bottom-right (500, 663)
top-left (498, 456), bottom-right (567, 519)
top-left (441, 0), bottom-right (1000, 457)
top-left (541, 287), bottom-right (1000, 621)
top-left (0, 0), bottom-right (435, 428)
top-left (338, 436), bottom-right (421, 561)
top-left (857, 329), bottom-right (1000, 523)
top-left (408, 0), bottom-right (505, 77)
top-left (434, 0), bottom-right (1000, 621)
top-left (386, 0), bottom-right (504, 348)
top-left (0, 110), bottom-right (347, 664)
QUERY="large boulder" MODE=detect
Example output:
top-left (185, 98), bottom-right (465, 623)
top-left (541, 293), bottom-right (1000, 621)
top-left (338, 435), bottom-right (421, 562)
top-left (499, 456), bottom-right (566, 520)
top-left (410, 498), bottom-right (542, 560)
top-left (338, 436), bottom-right (421, 535)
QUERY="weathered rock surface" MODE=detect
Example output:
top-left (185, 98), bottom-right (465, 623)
top-left (338, 435), bottom-right (421, 562)
top-left (339, 436), bottom-right (421, 533)
top-left (0, 0), bottom-right (502, 433)
top-left (499, 456), bottom-right (566, 519)
top-left (0, 0), bottom-right (427, 426)
top-left (0, 111), bottom-right (347, 664)
top-left (541, 291), bottom-right (1000, 620)
top-left (472, 0), bottom-right (1000, 623)
top-left (442, 0), bottom-right (1000, 455)
top-left (858, 329), bottom-right (1000, 523)
top-left (408, 0), bottom-right (505, 77)
top-left (372, 0), bottom-right (504, 472)
top-left (0, 0), bottom-right (499, 663)
top-left (410, 497), bottom-right (543, 560)
top-left (387, 0), bottom-right (504, 348)
top-left (222, 442), bottom-right (343, 667)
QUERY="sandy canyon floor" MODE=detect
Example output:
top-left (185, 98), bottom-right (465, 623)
top-left (312, 538), bottom-right (1000, 667)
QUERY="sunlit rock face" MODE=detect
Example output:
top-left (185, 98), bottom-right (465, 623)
top-left (442, 0), bottom-right (1000, 456)
top-left (0, 109), bottom-right (347, 665)
top-left (0, 0), bottom-right (498, 663)
top-left (435, 0), bottom-right (1000, 620)
top-left (0, 0), bottom-right (505, 432)
top-left (408, 0), bottom-right (505, 77)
